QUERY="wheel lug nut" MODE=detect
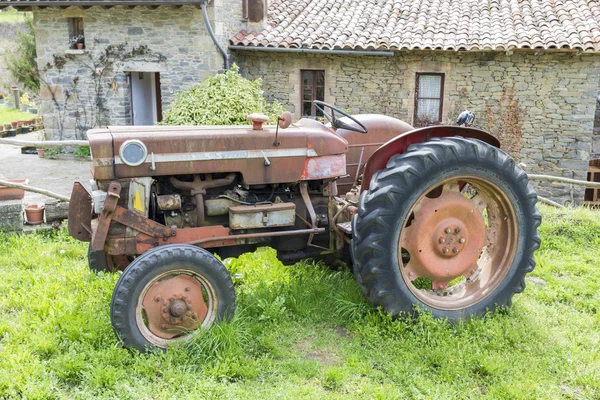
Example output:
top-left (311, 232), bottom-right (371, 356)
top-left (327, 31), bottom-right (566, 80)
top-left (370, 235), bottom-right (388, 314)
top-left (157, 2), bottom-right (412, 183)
top-left (442, 247), bottom-right (449, 254)
top-left (185, 287), bottom-right (190, 292)
top-left (453, 247), bottom-right (459, 253)
top-left (459, 237), bottom-right (466, 244)
top-left (445, 227), bottom-right (452, 234)
top-left (169, 297), bottom-right (175, 302)
top-left (162, 324), bottom-right (169, 329)
top-left (163, 307), bottom-right (168, 313)
top-left (439, 237), bottom-right (445, 244)
top-left (455, 227), bottom-right (461, 233)
top-left (154, 296), bottom-right (161, 302)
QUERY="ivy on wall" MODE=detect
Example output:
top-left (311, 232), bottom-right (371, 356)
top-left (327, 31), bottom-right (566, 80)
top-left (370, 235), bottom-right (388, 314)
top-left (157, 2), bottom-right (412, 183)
top-left (40, 41), bottom-right (166, 139)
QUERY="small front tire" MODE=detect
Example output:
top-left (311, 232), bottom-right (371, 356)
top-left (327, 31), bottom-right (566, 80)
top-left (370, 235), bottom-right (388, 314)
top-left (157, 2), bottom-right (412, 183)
top-left (110, 244), bottom-right (236, 352)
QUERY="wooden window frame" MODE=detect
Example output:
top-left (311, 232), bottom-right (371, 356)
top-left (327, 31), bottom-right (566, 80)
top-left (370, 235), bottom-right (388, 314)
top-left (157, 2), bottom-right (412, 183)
top-left (300, 70), bottom-right (325, 118)
top-left (68, 17), bottom-right (85, 49)
top-left (414, 72), bottom-right (445, 126)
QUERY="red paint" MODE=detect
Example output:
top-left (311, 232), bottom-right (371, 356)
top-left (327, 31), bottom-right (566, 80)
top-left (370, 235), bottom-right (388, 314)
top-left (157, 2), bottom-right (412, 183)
top-left (300, 154), bottom-right (347, 180)
top-left (361, 126), bottom-right (500, 193)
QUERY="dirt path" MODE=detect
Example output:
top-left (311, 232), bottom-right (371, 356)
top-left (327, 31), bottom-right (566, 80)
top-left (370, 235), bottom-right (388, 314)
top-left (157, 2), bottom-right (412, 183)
top-left (0, 131), bottom-right (92, 205)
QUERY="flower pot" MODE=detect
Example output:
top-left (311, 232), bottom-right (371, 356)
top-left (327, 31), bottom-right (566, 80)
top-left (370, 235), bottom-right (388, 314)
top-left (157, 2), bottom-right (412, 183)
top-left (76, 43), bottom-right (84, 50)
top-left (36, 148), bottom-right (45, 158)
top-left (11, 121), bottom-right (18, 128)
top-left (8, 129), bottom-right (16, 137)
top-left (0, 179), bottom-right (29, 201)
top-left (0, 98), bottom-right (4, 104)
top-left (24, 204), bottom-right (45, 225)
top-left (3, 124), bottom-right (10, 130)
top-left (20, 104), bottom-right (28, 112)
top-left (28, 108), bottom-right (37, 114)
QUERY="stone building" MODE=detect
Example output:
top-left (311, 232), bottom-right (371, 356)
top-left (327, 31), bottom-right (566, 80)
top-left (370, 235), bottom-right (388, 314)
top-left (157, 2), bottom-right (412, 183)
top-left (2, 0), bottom-right (600, 204)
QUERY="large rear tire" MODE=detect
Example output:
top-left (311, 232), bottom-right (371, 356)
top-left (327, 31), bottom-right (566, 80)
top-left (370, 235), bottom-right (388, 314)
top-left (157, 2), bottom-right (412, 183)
top-left (351, 137), bottom-right (541, 321)
top-left (110, 244), bottom-right (236, 352)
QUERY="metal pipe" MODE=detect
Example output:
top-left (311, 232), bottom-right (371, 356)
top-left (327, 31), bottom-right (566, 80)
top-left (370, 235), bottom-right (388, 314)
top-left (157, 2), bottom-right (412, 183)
top-left (228, 45), bottom-right (395, 57)
top-left (189, 227), bottom-right (326, 246)
top-left (200, 0), bottom-right (230, 69)
top-left (0, 179), bottom-right (70, 202)
top-left (0, 138), bottom-right (89, 147)
top-left (170, 173), bottom-right (236, 227)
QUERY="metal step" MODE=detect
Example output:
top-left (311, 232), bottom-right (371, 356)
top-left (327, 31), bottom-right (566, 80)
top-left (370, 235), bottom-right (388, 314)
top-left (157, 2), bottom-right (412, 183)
top-left (336, 221), bottom-right (352, 235)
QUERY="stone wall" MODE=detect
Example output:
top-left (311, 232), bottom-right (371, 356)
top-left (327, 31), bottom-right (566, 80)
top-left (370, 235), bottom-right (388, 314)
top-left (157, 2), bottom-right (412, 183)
top-left (33, 1), bottom-right (245, 140)
top-left (236, 50), bottom-right (600, 204)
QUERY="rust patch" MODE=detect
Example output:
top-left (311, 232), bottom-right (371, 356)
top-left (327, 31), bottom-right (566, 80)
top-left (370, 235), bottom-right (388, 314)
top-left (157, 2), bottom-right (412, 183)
top-left (136, 226), bottom-right (234, 254)
top-left (141, 274), bottom-right (207, 340)
top-left (299, 154), bottom-right (346, 180)
top-left (68, 182), bottom-right (93, 242)
top-left (91, 181), bottom-right (121, 251)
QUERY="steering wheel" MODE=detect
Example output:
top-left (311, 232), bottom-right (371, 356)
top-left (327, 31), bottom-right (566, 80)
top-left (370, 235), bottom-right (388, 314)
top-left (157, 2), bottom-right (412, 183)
top-left (313, 100), bottom-right (368, 134)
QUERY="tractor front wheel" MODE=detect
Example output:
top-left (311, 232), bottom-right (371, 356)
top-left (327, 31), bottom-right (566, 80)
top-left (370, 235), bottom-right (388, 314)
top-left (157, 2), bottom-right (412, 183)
top-left (110, 244), bottom-right (236, 352)
top-left (351, 137), bottom-right (541, 321)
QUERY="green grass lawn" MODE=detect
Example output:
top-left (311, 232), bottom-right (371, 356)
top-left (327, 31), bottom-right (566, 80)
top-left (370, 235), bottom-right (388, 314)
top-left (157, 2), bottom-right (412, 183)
top-left (0, 9), bottom-right (31, 24)
top-left (0, 104), bottom-right (35, 126)
top-left (0, 205), bottom-right (598, 399)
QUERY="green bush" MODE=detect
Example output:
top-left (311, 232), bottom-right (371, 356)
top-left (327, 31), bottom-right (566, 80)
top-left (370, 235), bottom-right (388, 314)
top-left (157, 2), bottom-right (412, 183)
top-left (6, 17), bottom-right (39, 92)
top-left (161, 65), bottom-right (284, 126)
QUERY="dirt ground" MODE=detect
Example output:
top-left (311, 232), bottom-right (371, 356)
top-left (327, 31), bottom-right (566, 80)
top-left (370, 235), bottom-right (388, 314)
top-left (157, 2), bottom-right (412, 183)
top-left (0, 131), bottom-right (92, 205)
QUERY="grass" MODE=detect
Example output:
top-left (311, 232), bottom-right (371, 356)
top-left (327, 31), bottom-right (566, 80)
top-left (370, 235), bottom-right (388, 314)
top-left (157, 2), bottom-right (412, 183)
top-left (0, 205), bottom-right (598, 399)
top-left (0, 104), bottom-right (35, 125)
top-left (0, 9), bottom-right (31, 24)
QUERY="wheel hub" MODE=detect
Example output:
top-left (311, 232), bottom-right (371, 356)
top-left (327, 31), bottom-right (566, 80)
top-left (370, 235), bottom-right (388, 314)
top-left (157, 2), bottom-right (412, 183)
top-left (402, 190), bottom-right (486, 285)
top-left (141, 274), bottom-right (208, 339)
top-left (433, 220), bottom-right (467, 257)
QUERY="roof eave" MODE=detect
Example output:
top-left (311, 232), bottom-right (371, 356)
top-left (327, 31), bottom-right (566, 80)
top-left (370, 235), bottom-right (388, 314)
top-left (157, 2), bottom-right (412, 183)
top-left (0, 0), bottom-right (202, 10)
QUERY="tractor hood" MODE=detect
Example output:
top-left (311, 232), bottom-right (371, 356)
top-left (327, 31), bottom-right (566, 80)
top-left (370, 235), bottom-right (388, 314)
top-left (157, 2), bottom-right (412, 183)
top-left (87, 118), bottom-right (348, 185)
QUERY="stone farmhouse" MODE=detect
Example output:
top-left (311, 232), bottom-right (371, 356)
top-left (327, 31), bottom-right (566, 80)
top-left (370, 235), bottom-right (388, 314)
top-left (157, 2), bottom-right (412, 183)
top-left (2, 0), bottom-right (600, 204)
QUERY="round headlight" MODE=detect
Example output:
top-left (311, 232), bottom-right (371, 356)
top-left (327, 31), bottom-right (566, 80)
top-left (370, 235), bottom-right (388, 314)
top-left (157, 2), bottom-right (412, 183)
top-left (119, 140), bottom-right (148, 167)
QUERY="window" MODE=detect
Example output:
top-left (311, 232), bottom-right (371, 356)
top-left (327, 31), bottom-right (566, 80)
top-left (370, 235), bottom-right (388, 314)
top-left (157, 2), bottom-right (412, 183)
top-left (68, 17), bottom-right (85, 49)
top-left (301, 70), bottom-right (325, 118)
top-left (414, 73), bottom-right (444, 127)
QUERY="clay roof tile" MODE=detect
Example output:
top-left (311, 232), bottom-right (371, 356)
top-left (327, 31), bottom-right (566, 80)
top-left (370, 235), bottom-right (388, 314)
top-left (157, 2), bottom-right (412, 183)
top-left (230, 0), bottom-right (600, 52)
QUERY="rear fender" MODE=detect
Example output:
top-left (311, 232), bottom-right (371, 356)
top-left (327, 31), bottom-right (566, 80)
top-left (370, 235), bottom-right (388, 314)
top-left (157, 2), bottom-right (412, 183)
top-left (360, 126), bottom-right (500, 193)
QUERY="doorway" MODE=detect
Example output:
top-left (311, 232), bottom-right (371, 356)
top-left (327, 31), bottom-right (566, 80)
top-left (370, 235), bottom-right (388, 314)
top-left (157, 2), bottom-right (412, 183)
top-left (130, 71), bottom-right (162, 125)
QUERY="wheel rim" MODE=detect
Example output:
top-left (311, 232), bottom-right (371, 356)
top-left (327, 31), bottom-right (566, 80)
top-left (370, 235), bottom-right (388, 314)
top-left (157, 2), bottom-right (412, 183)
top-left (398, 176), bottom-right (518, 310)
top-left (136, 269), bottom-right (217, 347)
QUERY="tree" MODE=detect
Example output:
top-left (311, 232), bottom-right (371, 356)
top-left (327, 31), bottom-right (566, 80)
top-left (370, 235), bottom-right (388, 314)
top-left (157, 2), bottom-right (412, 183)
top-left (6, 17), bottom-right (39, 92)
top-left (162, 65), bottom-right (284, 126)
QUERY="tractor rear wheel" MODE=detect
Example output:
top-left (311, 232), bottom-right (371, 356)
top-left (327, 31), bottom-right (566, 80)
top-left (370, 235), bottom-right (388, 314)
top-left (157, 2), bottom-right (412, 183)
top-left (110, 244), bottom-right (236, 352)
top-left (351, 137), bottom-right (541, 321)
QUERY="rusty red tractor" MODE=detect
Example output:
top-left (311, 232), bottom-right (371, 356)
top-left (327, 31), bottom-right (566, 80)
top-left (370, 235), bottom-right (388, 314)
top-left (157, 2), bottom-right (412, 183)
top-left (68, 101), bottom-right (541, 352)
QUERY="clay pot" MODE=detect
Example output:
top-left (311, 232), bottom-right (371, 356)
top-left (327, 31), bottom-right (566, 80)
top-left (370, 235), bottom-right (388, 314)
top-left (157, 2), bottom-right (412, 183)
top-left (11, 121), bottom-right (18, 128)
top-left (24, 204), bottom-right (45, 225)
top-left (0, 179), bottom-right (29, 201)
top-left (36, 148), bottom-right (45, 158)
top-left (77, 43), bottom-right (84, 50)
